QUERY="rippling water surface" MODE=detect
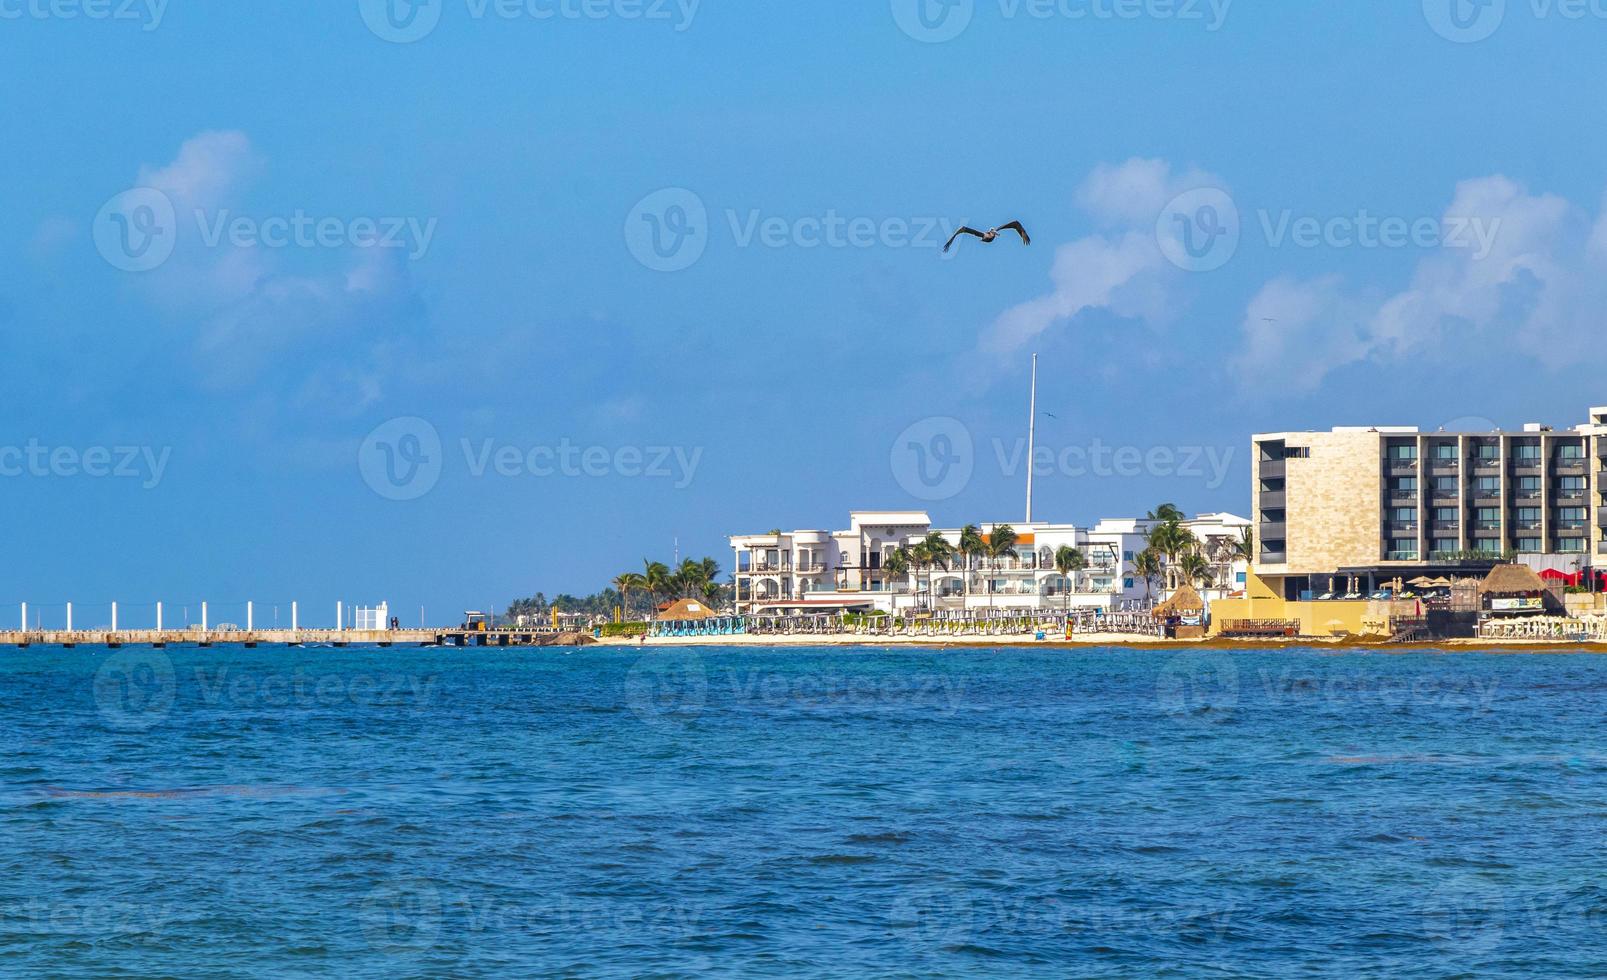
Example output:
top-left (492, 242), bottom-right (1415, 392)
top-left (2, 645), bottom-right (1605, 977)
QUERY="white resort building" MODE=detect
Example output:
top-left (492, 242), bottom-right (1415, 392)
top-left (729, 511), bottom-right (1250, 617)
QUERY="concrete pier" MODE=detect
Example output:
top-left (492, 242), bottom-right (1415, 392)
top-left (0, 628), bottom-right (590, 649)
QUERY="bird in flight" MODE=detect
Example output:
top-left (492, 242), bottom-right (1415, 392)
top-left (943, 221), bottom-right (1031, 253)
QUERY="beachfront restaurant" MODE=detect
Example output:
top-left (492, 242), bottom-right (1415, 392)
top-left (650, 598), bottom-right (747, 638)
top-left (1478, 563), bottom-right (1558, 621)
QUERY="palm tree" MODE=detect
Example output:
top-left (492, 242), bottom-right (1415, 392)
top-left (613, 572), bottom-right (646, 619)
top-left (1179, 551), bottom-right (1212, 590)
top-left (1231, 527), bottom-right (1254, 572)
top-left (883, 547), bottom-right (913, 607)
top-left (985, 525), bottom-right (1020, 608)
top-left (1146, 503), bottom-right (1186, 523)
top-left (958, 524), bottom-right (985, 599)
top-left (1130, 548), bottom-right (1163, 602)
top-left (915, 532), bottom-right (954, 609)
top-left (1054, 545), bottom-right (1086, 617)
top-left (643, 560), bottom-right (671, 611)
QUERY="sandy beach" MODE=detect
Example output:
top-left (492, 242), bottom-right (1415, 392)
top-left (595, 632), bottom-right (1607, 652)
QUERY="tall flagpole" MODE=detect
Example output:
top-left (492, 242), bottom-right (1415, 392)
top-left (1025, 353), bottom-right (1038, 524)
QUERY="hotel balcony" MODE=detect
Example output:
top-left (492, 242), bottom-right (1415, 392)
top-left (1260, 551), bottom-right (1287, 565)
top-left (1510, 460), bottom-right (1544, 476)
top-left (1471, 457), bottom-right (1503, 474)
top-left (794, 562), bottom-right (827, 574)
top-left (1387, 487), bottom-right (1420, 503)
top-left (1258, 459), bottom-right (1286, 480)
top-left (1427, 458), bottom-right (1460, 476)
top-left (1386, 550), bottom-right (1421, 562)
top-left (1259, 521), bottom-right (1287, 540)
top-left (1554, 521), bottom-right (1588, 532)
top-left (1259, 489), bottom-right (1286, 509)
top-left (1552, 459), bottom-right (1588, 476)
top-left (1598, 510), bottom-right (1607, 529)
top-left (1431, 520), bottom-right (1461, 533)
top-left (1386, 458), bottom-right (1420, 476)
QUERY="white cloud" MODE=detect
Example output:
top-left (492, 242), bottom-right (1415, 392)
top-left (122, 132), bottom-right (421, 400)
top-left (136, 130), bottom-right (259, 211)
top-left (1237, 175), bottom-right (1607, 388)
top-left (981, 158), bottom-right (1224, 355)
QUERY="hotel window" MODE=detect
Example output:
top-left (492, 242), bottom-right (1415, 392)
top-left (1433, 508), bottom-right (1459, 522)
top-left (1389, 507), bottom-right (1418, 523)
top-left (1282, 447), bottom-right (1311, 459)
top-left (1517, 476), bottom-right (1543, 492)
top-left (1517, 538), bottom-right (1542, 553)
top-left (1515, 444), bottom-right (1541, 461)
top-left (1433, 476), bottom-right (1459, 491)
top-left (1387, 444), bottom-right (1418, 461)
top-left (1432, 538), bottom-right (1458, 554)
top-left (1391, 477), bottom-right (1418, 492)
top-left (1557, 538), bottom-right (1587, 553)
top-left (1559, 476), bottom-right (1586, 494)
top-left (1476, 477), bottom-right (1501, 492)
top-left (1476, 444), bottom-right (1502, 460)
top-left (1517, 508), bottom-right (1542, 523)
top-left (1432, 443), bottom-right (1458, 460)
top-left (1389, 540), bottom-right (1419, 560)
top-left (1476, 507), bottom-right (1501, 523)
top-left (1474, 540), bottom-right (1503, 555)
top-left (1560, 507), bottom-right (1588, 521)
top-left (1558, 444), bottom-right (1585, 460)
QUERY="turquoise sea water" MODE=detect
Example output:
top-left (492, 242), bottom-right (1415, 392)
top-left (2, 645), bottom-right (1605, 977)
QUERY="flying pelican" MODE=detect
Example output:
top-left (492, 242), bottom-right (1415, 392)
top-left (943, 221), bottom-right (1031, 253)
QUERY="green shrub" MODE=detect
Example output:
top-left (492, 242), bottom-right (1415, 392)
top-left (599, 622), bottom-right (651, 637)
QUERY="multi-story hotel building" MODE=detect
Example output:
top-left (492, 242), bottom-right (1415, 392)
top-left (1252, 405), bottom-right (1607, 599)
top-left (730, 511), bottom-right (1250, 616)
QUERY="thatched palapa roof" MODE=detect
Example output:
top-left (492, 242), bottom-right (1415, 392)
top-left (657, 598), bottom-right (719, 621)
top-left (1478, 563), bottom-right (1548, 596)
top-left (1153, 584), bottom-right (1205, 618)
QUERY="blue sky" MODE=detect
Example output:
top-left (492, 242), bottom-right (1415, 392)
top-left (3, 0), bottom-right (1606, 625)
